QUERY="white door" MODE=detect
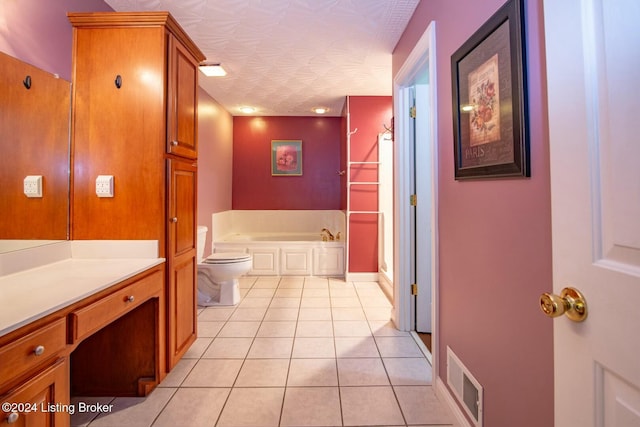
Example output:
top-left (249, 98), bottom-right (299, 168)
top-left (544, 1), bottom-right (640, 426)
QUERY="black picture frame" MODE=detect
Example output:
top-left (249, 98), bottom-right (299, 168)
top-left (451, 0), bottom-right (529, 179)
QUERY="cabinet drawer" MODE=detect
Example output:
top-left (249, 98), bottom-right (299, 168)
top-left (0, 357), bottom-right (68, 426)
top-left (0, 318), bottom-right (66, 385)
top-left (70, 270), bottom-right (163, 343)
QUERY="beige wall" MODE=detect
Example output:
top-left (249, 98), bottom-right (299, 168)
top-left (197, 88), bottom-right (234, 256)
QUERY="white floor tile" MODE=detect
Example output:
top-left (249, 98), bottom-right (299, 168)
top-left (269, 297), bottom-right (301, 308)
top-left (332, 307), bottom-right (367, 321)
top-left (235, 358), bottom-right (290, 387)
top-left (83, 275), bottom-right (456, 427)
top-left (383, 357), bottom-right (432, 385)
top-left (394, 385), bottom-right (453, 425)
top-left (152, 387), bottom-right (229, 427)
top-left (263, 307), bottom-right (299, 320)
top-left (340, 386), bottom-right (405, 426)
top-left (202, 337), bottom-right (253, 359)
top-left (257, 321), bottom-right (297, 337)
top-left (196, 320), bottom-right (225, 337)
top-left (182, 359), bottom-right (243, 387)
top-left (292, 337), bottom-right (336, 358)
top-left (157, 358), bottom-right (197, 388)
top-left (182, 337), bottom-right (212, 359)
top-left (287, 358), bottom-right (338, 386)
top-left (197, 307), bottom-right (234, 321)
top-left (229, 307), bottom-right (267, 321)
top-left (217, 321), bottom-right (261, 337)
top-left (295, 320), bottom-right (334, 337)
top-left (216, 387), bottom-right (285, 427)
top-left (89, 388), bottom-right (176, 427)
top-left (300, 297), bottom-right (331, 308)
top-left (247, 337), bottom-right (294, 358)
top-left (333, 320), bottom-right (372, 337)
top-left (337, 358), bottom-right (389, 386)
top-left (281, 387), bottom-right (342, 427)
top-left (298, 307), bottom-right (332, 321)
top-left (335, 336), bottom-right (380, 358)
top-left (375, 336), bottom-right (425, 358)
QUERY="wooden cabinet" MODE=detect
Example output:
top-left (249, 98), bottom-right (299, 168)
top-left (0, 359), bottom-right (69, 427)
top-left (0, 265), bottom-right (164, 425)
top-left (0, 319), bottom-right (66, 385)
top-left (68, 12), bottom-right (205, 372)
top-left (69, 267), bottom-right (165, 397)
top-left (167, 159), bottom-right (197, 366)
top-left (0, 316), bottom-right (69, 427)
top-left (167, 39), bottom-right (199, 159)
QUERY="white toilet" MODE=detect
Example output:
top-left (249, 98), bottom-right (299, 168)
top-left (197, 226), bottom-right (252, 306)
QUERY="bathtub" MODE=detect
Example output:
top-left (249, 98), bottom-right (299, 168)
top-left (214, 232), bottom-right (344, 276)
top-left (211, 210), bottom-right (345, 276)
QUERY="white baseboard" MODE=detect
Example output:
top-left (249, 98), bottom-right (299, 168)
top-left (344, 272), bottom-right (379, 282)
top-left (435, 377), bottom-right (472, 427)
top-left (377, 270), bottom-right (393, 302)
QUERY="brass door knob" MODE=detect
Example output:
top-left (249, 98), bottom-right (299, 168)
top-left (540, 287), bottom-right (588, 322)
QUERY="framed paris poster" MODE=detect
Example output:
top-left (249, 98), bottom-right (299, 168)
top-left (451, 0), bottom-right (530, 179)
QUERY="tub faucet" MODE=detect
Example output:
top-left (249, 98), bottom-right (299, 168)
top-left (321, 228), bottom-right (334, 241)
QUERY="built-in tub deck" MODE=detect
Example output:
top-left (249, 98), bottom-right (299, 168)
top-left (214, 232), bottom-right (345, 276)
top-left (210, 210), bottom-right (346, 276)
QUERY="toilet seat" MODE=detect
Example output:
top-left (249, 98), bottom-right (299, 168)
top-left (203, 253), bottom-right (252, 264)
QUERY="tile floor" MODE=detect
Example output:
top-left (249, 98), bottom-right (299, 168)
top-left (72, 276), bottom-right (456, 427)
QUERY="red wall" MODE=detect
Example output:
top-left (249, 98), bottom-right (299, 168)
top-left (343, 96), bottom-right (393, 272)
top-left (232, 116), bottom-right (341, 210)
top-left (393, 1), bottom-right (553, 426)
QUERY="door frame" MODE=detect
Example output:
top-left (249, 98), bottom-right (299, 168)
top-left (392, 22), bottom-right (438, 343)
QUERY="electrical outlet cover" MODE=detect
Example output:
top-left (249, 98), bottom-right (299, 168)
top-left (96, 175), bottom-right (114, 197)
top-left (24, 175), bottom-right (43, 198)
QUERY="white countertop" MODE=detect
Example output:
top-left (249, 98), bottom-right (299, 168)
top-left (0, 241), bottom-right (164, 338)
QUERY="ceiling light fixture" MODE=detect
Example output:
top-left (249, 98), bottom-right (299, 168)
top-left (199, 63), bottom-right (227, 77)
top-left (312, 107), bottom-right (328, 114)
top-left (239, 106), bottom-right (256, 114)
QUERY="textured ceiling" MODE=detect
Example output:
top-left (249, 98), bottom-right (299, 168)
top-left (104, 0), bottom-right (419, 116)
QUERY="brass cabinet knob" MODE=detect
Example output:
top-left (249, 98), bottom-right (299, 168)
top-left (170, 217), bottom-right (178, 223)
top-left (540, 287), bottom-right (588, 322)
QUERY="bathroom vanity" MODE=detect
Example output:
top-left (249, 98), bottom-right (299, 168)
top-left (0, 242), bottom-right (164, 426)
top-left (68, 12), bottom-right (205, 370)
top-left (0, 11), bottom-right (204, 425)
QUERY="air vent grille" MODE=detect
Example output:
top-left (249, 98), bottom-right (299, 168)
top-left (447, 346), bottom-right (483, 427)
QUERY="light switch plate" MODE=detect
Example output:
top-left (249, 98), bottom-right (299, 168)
top-left (96, 175), bottom-right (114, 197)
top-left (24, 175), bottom-right (43, 198)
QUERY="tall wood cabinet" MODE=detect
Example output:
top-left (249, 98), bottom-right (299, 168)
top-left (68, 12), bottom-right (205, 371)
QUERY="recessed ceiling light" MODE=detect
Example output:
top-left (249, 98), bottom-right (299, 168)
top-left (312, 107), bottom-right (328, 114)
top-left (199, 63), bottom-right (227, 77)
top-left (239, 106), bottom-right (256, 114)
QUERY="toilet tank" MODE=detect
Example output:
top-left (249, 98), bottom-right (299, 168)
top-left (197, 225), bottom-right (208, 261)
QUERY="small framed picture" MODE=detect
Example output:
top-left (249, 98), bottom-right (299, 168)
top-left (451, 0), bottom-right (529, 179)
top-left (271, 140), bottom-right (302, 176)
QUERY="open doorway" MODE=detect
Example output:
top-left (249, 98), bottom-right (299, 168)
top-left (392, 22), bottom-right (438, 363)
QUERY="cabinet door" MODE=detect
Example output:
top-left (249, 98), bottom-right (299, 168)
top-left (167, 36), bottom-right (199, 159)
top-left (71, 26), bottom-right (166, 241)
top-left (167, 159), bottom-right (197, 369)
top-left (0, 359), bottom-right (69, 427)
